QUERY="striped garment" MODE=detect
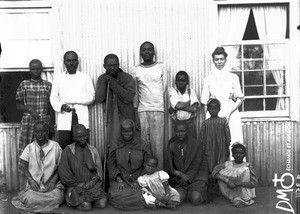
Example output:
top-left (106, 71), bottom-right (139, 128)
top-left (16, 79), bottom-right (52, 155)
top-left (199, 116), bottom-right (231, 173)
top-left (58, 143), bottom-right (106, 207)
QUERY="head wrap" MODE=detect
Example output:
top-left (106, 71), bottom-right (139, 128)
top-left (111, 119), bottom-right (146, 151)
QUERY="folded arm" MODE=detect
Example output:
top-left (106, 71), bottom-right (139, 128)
top-left (180, 102), bottom-right (199, 113)
top-left (233, 164), bottom-right (258, 188)
top-left (109, 75), bottom-right (136, 104)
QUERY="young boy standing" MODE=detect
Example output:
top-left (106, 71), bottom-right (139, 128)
top-left (169, 71), bottom-right (199, 137)
top-left (16, 59), bottom-right (54, 155)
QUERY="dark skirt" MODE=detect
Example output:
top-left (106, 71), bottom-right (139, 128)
top-left (108, 182), bottom-right (145, 211)
top-left (65, 181), bottom-right (107, 207)
top-left (169, 176), bottom-right (207, 203)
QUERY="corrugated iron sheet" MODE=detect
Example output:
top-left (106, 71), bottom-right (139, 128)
top-left (0, 124), bottom-right (22, 192)
top-left (243, 121), bottom-right (299, 184)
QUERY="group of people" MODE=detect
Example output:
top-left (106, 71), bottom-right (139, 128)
top-left (11, 41), bottom-right (257, 212)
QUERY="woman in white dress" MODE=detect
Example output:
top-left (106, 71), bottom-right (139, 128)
top-left (201, 47), bottom-right (244, 156)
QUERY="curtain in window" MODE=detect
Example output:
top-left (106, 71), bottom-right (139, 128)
top-left (252, 6), bottom-right (287, 110)
top-left (218, 7), bottom-right (251, 69)
top-left (41, 71), bottom-right (54, 83)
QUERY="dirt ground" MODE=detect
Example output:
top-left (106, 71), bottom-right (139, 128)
top-left (0, 186), bottom-right (293, 214)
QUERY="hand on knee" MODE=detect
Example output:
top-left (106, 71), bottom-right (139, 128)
top-left (94, 198), bottom-right (107, 209)
top-left (189, 191), bottom-right (204, 206)
top-left (77, 201), bottom-right (92, 211)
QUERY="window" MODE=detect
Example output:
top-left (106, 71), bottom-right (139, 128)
top-left (0, 1), bottom-right (52, 123)
top-left (218, 4), bottom-right (289, 118)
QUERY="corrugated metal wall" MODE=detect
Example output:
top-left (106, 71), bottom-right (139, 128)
top-left (243, 121), bottom-right (300, 184)
top-left (0, 124), bottom-right (23, 192)
top-left (52, 0), bottom-right (211, 156)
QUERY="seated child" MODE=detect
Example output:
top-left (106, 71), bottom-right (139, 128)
top-left (212, 143), bottom-right (258, 207)
top-left (137, 156), bottom-right (180, 210)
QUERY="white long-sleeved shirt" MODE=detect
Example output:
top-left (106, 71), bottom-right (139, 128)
top-left (50, 71), bottom-right (95, 130)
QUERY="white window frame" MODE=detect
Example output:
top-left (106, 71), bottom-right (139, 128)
top-left (209, 0), bottom-right (299, 121)
top-left (221, 40), bottom-right (290, 118)
top-left (0, 0), bottom-right (53, 71)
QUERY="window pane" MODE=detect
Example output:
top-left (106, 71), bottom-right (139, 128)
top-left (244, 59), bottom-right (264, 70)
top-left (266, 86), bottom-right (285, 95)
top-left (0, 40), bottom-right (52, 68)
top-left (265, 44), bottom-right (285, 60)
top-left (231, 60), bottom-right (242, 71)
top-left (265, 98), bottom-right (287, 110)
top-left (0, 12), bottom-right (50, 40)
top-left (266, 69), bottom-right (285, 96)
top-left (243, 44), bottom-right (264, 70)
top-left (266, 70), bottom-right (276, 84)
top-left (244, 86), bottom-right (263, 96)
top-left (243, 44), bottom-right (264, 59)
top-left (244, 71), bottom-right (263, 85)
top-left (265, 60), bottom-right (285, 70)
top-left (244, 98), bottom-right (263, 111)
top-left (222, 45), bottom-right (242, 70)
top-left (0, 72), bottom-right (31, 123)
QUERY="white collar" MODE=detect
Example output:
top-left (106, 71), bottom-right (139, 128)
top-left (211, 64), bottom-right (231, 77)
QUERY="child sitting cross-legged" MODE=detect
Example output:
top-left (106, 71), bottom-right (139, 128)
top-left (137, 156), bottom-right (180, 210)
top-left (212, 143), bottom-right (258, 208)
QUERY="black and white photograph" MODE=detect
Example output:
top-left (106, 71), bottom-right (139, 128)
top-left (0, 0), bottom-right (299, 213)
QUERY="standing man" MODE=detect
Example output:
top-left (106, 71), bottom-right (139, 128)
top-left (50, 51), bottom-right (95, 149)
top-left (169, 71), bottom-right (199, 137)
top-left (95, 54), bottom-right (137, 147)
top-left (16, 59), bottom-right (54, 155)
top-left (133, 41), bottom-right (167, 170)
